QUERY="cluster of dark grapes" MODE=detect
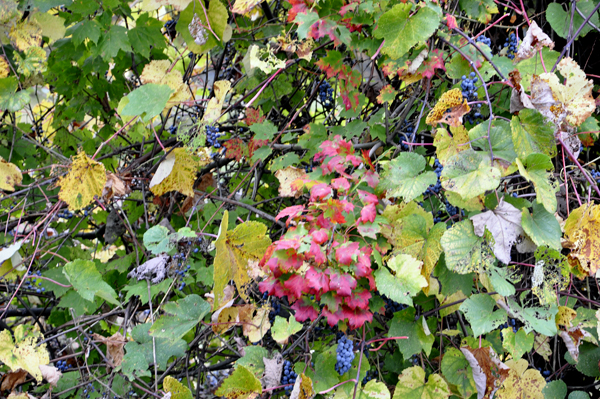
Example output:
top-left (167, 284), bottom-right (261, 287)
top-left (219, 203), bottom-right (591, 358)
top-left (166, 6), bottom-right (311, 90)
top-left (475, 35), bottom-right (492, 47)
top-left (461, 73), bottom-right (483, 124)
top-left (31, 125), bottom-right (43, 135)
top-left (281, 360), bottom-right (297, 393)
top-left (537, 367), bottom-right (551, 378)
top-left (168, 125), bottom-right (177, 135)
top-left (55, 359), bottom-right (71, 372)
top-left (433, 210), bottom-right (443, 224)
top-left (445, 200), bottom-right (460, 218)
top-left (268, 298), bottom-right (281, 323)
top-left (206, 125), bottom-right (221, 148)
top-left (24, 270), bottom-right (45, 293)
top-left (335, 335), bottom-right (355, 375)
top-left (163, 19), bottom-right (177, 39)
top-left (318, 81), bottom-right (334, 109)
top-left (504, 33), bottom-right (518, 60)
top-left (362, 369), bottom-right (374, 385)
top-left (425, 159), bottom-right (443, 196)
top-left (57, 209), bottom-right (74, 219)
top-left (82, 382), bottom-right (96, 399)
top-left (382, 295), bottom-right (406, 314)
top-left (173, 250), bottom-right (192, 291)
top-left (499, 318), bottom-right (518, 333)
top-left (591, 169), bottom-right (600, 184)
top-left (398, 121), bottom-right (414, 151)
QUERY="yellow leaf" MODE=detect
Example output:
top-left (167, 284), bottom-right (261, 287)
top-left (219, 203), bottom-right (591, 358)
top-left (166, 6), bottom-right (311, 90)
top-left (149, 148), bottom-right (199, 197)
top-left (140, 60), bottom-right (190, 109)
top-left (163, 376), bottom-right (193, 399)
top-left (32, 12), bottom-right (66, 43)
top-left (534, 334), bottom-right (552, 362)
top-left (0, 157), bottom-right (22, 191)
top-left (274, 166), bottom-right (307, 198)
top-left (540, 57), bottom-right (596, 127)
top-left (426, 89), bottom-right (470, 127)
top-left (9, 19), bottom-right (42, 51)
top-left (495, 359), bottom-right (546, 399)
top-left (434, 126), bottom-right (470, 166)
top-left (555, 305), bottom-right (577, 329)
top-left (14, 46), bottom-right (46, 77)
top-left (141, 0), bottom-right (193, 11)
top-left (0, 56), bottom-right (10, 79)
top-left (243, 306), bottom-right (271, 342)
top-left (213, 211), bottom-right (271, 308)
top-left (243, 45), bottom-right (286, 76)
top-left (291, 373), bottom-right (315, 399)
top-left (202, 80), bottom-right (231, 124)
top-left (231, 0), bottom-right (262, 14)
top-left (57, 152), bottom-right (107, 211)
top-left (0, 325), bottom-right (49, 382)
top-left (563, 203), bottom-right (600, 276)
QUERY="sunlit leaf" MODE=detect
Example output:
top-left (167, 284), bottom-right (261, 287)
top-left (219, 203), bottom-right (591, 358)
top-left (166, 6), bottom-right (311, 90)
top-left (149, 294), bottom-right (210, 339)
top-left (379, 152), bottom-right (437, 202)
top-left (57, 151), bottom-right (107, 211)
top-left (63, 259), bottom-right (119, 305)
top-left (374, 254), bottom-right (428, 307)
top-left (392, 366), bottom-right (450, 399)
top-left (441, 150), bottom-right (501, 200)
top-left (0, 325), bottom-right (49, 382)
top-left (215, 365), bottom-right (262, 399)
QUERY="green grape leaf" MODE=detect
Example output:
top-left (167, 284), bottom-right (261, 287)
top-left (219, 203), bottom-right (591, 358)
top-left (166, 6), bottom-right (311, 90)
top-left (542, 380), bottom-right (567, 399)
top-left (249, 120), bottom-right (278, 141)
top-left (215, 365), bottom-right (262, 398)
top-left (488, 266), bottom-right (516, 296)
top-left (271, 316), bottom-right (303, 345)
top-left (374, 254), bottom-right (428, 307)
top-left (0, 77), bottom-right (30, 112)
top-left (362, 380), bottom-right (391, 399)
top-left (164, 376), bottom-right (193, 399)
top-left (521, 202), bottom-right (562, 250)
top-left (176, 0), bottom-right (227, 54)
top-left (388, 307), bottom-right (435, 359)
top-left (41, 267), bottom-right (71, 298)
top-left (576, 343), bottom-right (600, 377)
top-left (516, 153), bottom-right (559, 213)
top-left (511, 109), bottom-right (556, 160)
top-left (250, 146), bottom-right (273, 165)
top-left (298, 346), bottom-right (340, 393)
top-left (379, 152), bottom-right (438, 202)
top-left (130, 324), bottom-right (187, 369)
top-left (459, 0), bottom-right (498, 23)
top-left (294, 11), bottom-right (320, 40)
top-left (0, 325), bottom-right (49, 382)
top-left (69, 19), bottom-right (101, 46)
top-left (433, 254), bottom-right (474, 296)
top-left (441, 150), bottom-right (501, 199)
top-left (58, 290), bottom-right (102, 317)
top-left (506, 298), bottom-right (558, 336)
top-left (63, 259), bottom-right (119, 305)
top-left (469, 119), bottom-right (517, 174)
top-left (143, 225), bottom-right (174, 254)
top-left (235, 346), bottom-right (269, 378)
top-left (501, 327), bottom-right (534, 360)
top-left (568, 392), bottom-right (591, 399)
top-left (15, 46), bottom-right (46, 76)
top-left (392, 366), bottom-right (451, 399)
top-left (121, 84), bottom-right (173, 122)
top-left (33, 12), bottom-right (66, 42)
top-left (271, 153), bottom-right (300, 171)
top-left (149, 294), bottom-right (211, 339)
top-left (516, 48), bottom-right (560, 91)
top-left (95, 25), bottom-right (130, 61)
top-left (546, 1), bottom-right (599, 39)
top-left (213, 211), bottom-right (271, 308)
top-left (121, 349), bottom-right (151, 380)
top-left (440, 220), bottom-right (496, 274)
top-left (373, 3), bottom-right (440, 60)
top-left (122, 278), bottom-right (174, 305)
top-left (459, 294), bottom-right (507, 336)
top-left (128, 13), bottom-right (166, 59)
top-left (440, 347), bottom-right (476, 399)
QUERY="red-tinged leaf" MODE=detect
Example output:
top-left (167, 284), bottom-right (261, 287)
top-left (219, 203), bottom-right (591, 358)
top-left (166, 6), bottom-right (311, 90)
top-left (224, 138), bottom-right (249, 161)
top-left (280, 253), bottom-right (303, 273)
top-left (362, 170), bottom-right (379, 188)
top-left (259, 244), bottom-right (276, 267)
top-left (345, 289), bottom-right (371, 310)
top-left (266, 257), bottom-right (281, 274)
top-left (310, 183), bottom-right (332, 201)
top-left (248, 139), bottom-right (270, 158)
top-left (311, 228), bottom-right (328, 244)
top-left (275, 238), bottom-right (301, 251)
top-left (315, 50), bottom-right (346, 79)
top-left (341, 91), bottom-right (359, 111)
top-left (360, 203), bottom-right (377, 223)
top-left (331, 177), bottom-right (351, 192)
top-left (244, 107), bottom-right (266, 125)
top-left (417, 49), bottom-right (446, 79)
top-left (276, 205), bottom-right (305, 222)
top-left (339, 199), bottom-right (355, 213)
top-left (309, 19), bottom-right (338, 44)
top-left (361, 149), bottom-right (376, 171)
top-left (346, 154), bottom-right (362, 167)
top-left (328, 271), bottom-right (357, 296)
top-left (339, 2), bottom-right (358, 16)
top-left (377, 84), bottom-right (398, 104)
top-left (306, 266), bottom-right (330, 292)
top-left (287, 0), bottom-right (310, 22)
top-left (322, 306), bottom-right (345, 326)
top-left (283, 274), bottom-right (310, 301)
top-left (446, 15), bottom-right (458, 29)
top-left (308, 242), bottom-right (326, 264)
top-left (336, 241), bottom-right (360, 265)
top-left (259, 278), bottom-right (287, 297)
top-left (358, 222), bottom-right (381, 240)
top-left (356, 246), bottom-right (373, 276)
top-left (316, 214), bottom-right (332, 229)
top-left (323, 201), bottom-right (347, 224)
top-left (358, 190), bottom-right (379, 205)
top-left (342, 306), bottom-right (373, 329)
top-left (291, 298), bottom-right (320, 321)
top-left (321, 155), bottom-right (345, 175)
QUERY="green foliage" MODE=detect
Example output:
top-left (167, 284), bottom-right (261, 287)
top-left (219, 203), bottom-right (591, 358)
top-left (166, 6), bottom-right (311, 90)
top-left (379, 153), bottom-right (438, 201)
top-left (149, 294), bottom-right (210, 339)
top-left (121, 84), bottom-right (173, 122)
top-left (459, 293), bottom-right (507, 336)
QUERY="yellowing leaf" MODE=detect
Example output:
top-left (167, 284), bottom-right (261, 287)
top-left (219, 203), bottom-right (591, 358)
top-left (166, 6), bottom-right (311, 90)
top-left (32, 12), bottom-right (66, 42)
top-left (426, 89), bottom-right (470, 127)
top-left (141, 0), bottom-right (193, 11)
top-left (433, 126), bottom-right (470, 166)
top-left (9, 19), bottom-right (42, 51)
top-left (216, 365), bottom-right (262, 399)
top-left (57, 152), bottom-right (107, 211)
top-left (232, 0), bottom-right (262, 14)
top-left (539, 57), bottom-right (595, 127)
top-left (392, 366), bottom-right (451, 399)
top-left (555, 306), bottom-right (577, 329)
top-left (0, 325), bottom-right (49, 382)
top-left (0, 157), bottom-right (22, 191)
top-left (244, 44), bottom-right (286, 76)
top-left (140, 60), bottom-right (190, 109)
top-left (213, 211), bottom-right (271, 308)
top-left (163, 376), bottom-right (193, 399)
top-left (243, 306), bottom-right (271, 343)
top-left (495, 359), bottom-right (546, 399)
top-left (202, 80), bottom-right (231, 124)
top-left (271, 316), bottom-right (304, 345)
top-left (563, 204), bottom-right (600, 276)
top-left (149, 148), bottom-right (199, 197)
top-left (290, 373), bottom-right (314, 399)
top-left (534, 334), bottom-right (552, 362)
top-left (0, 56), bottom-right (11, 79)
top-left (14, 46), bottom-right (46, 77)
top-left (274, 166), bottom-right (307, 198)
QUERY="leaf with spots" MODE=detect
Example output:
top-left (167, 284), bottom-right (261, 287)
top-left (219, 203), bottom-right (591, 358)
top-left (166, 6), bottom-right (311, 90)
top-left (57, 151), bottom-right (107, 211)
top-left (392, 366), bottom-right (450, 399)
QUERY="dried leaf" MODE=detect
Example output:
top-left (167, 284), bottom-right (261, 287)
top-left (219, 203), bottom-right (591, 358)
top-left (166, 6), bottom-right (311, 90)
top-left (262, 353), bottom-right (283, 390)
top-left (92, 332), bottom-right (125, 367)
top-left (275, 166), bottom-right (307, 198)
top-left (559, 325), bottom-right (591, 362)
top-left (0, 157), bottom-right (22, 191)
top-left (232, 0), bottom-right (262, 14)
top-left (38, 364), bottom-right (61, 387)
top-left (102, 173), bottom-right (131, 201)
top-left (470, 199), bottom-right (523, 264)
top-left (243, 306), bottom-right (271, 343)
top-left (460, 346), bottom-right (510, 399)
top-left (188, 13), bottom-right (207, 46)
top-left (289, 373), bottom-right (315, 399)
top-left (426, 89), bottom-right (470, 127)
top-left (57, 151), bottom-right (107, 211)
top-left (515, 21), bottom-right (554, 61)
top-left (534, 334), bottom-right (552, 362)
top-left (0, 369), bottom-right (27, 391)
top-left (128, 254), bottom-right (169, 284)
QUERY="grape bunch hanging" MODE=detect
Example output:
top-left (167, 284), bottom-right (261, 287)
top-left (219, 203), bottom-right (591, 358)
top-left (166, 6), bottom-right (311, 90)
top-left (461, 72), bottom-right (482, 124)
top-left (504, 33), bottom-right (518, 59)
top-left (318, 81), bottom-right (334, 109)
top-left (335, 335), bottom-right (355, 375)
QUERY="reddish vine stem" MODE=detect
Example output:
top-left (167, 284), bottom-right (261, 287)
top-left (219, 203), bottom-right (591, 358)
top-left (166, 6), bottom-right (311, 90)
top-left (557, 135), bottom-right (600, 198)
